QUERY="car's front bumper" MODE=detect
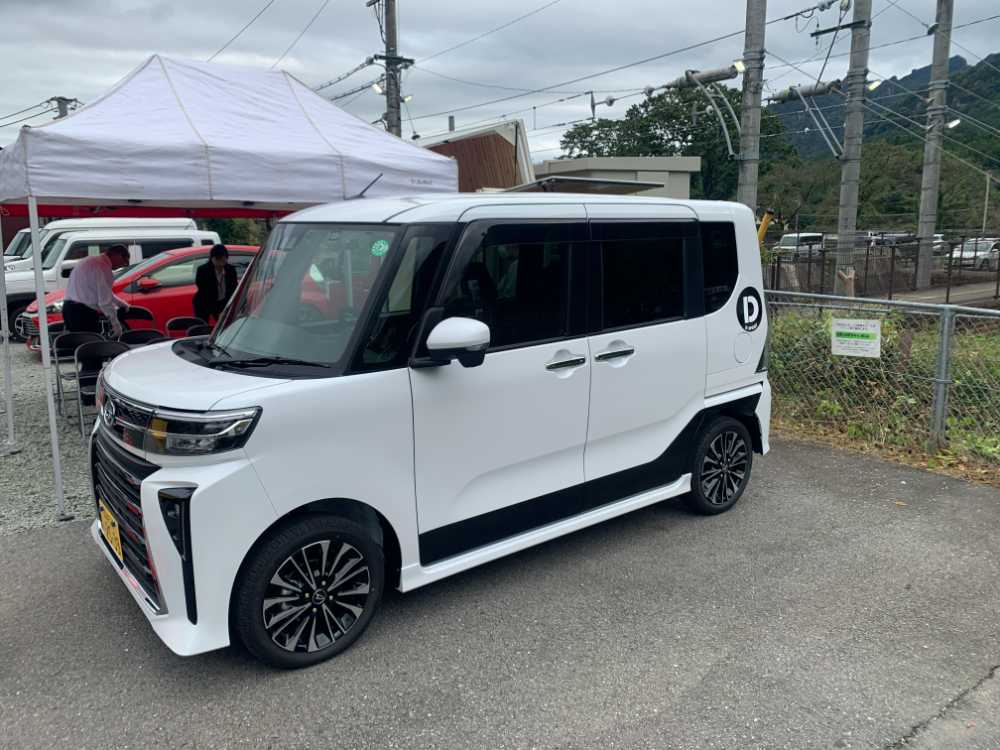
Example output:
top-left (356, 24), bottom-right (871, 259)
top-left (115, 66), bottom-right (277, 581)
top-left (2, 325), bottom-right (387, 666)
top-left (90, 430), bottom-right (278, 657)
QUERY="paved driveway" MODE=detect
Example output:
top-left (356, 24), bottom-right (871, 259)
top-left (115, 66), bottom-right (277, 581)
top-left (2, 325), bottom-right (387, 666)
top-left (1, 439), bottom-right (998, 749)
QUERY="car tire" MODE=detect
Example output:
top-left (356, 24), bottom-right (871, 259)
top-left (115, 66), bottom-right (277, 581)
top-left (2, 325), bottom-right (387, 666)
top-left (685, 416), bottom-right (754, 515)
top-left (233, 514), bottom-right (385, 669)
top-left (7, 303), bottom-right (29, 342)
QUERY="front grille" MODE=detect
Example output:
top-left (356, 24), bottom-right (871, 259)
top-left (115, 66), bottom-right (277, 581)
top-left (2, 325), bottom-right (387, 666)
top-left (92, 427), bottom-right (162, 611)
top-left (101, 383), bottom-right (154, 450)
top-left (15, 314), bottom-right (37, 338)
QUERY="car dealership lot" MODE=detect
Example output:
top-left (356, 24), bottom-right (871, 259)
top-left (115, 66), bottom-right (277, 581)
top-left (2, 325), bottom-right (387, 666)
top-left (1, 429), bottom-right (998, 749)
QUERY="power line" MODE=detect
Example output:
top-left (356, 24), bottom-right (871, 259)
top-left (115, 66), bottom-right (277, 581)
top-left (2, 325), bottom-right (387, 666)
top-left (314, 58), bottom-right (376, 92)
top-left (949, 39), bottom-right (1000, 77)
top-left (271, 0), bottom-right (332, 69)
top-left (418, 0), bottom-right (563, 63)
top-left (207, 0), bottom-right (278, 62)
top-left (407, 27), bottom-right (750, 122)
top-left (409, 64), bottom-right (630, 96)
top-left (765, 48), bottom-right (995, 181)
top-left (0, 101), bottom-right (48, 123)
top-left (0, 107), bottom-right (58, 128)
top-left (947, 79), bottom-right (1000, 112)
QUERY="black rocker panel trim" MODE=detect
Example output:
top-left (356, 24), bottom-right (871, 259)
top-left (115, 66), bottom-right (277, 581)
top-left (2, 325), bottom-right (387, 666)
top-left (418, 393), bottom-right (761, 565)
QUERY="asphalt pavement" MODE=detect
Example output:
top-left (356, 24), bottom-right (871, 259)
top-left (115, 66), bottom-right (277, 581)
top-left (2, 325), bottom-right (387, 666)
top-left (1, 438), bottom-right (998, 750)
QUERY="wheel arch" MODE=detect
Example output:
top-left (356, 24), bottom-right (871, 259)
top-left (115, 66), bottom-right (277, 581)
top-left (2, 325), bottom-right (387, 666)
top-left (711, 394), bottom-right (764, 454)
top-left (229, 497), bottom-right (403, 625)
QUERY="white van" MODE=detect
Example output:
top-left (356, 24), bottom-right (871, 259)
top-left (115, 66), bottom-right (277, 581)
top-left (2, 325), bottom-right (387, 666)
top-left (3, 217), bottom-right (198, 272)
top-left (91, 194), bottom-right (771, 668)
top-left (4, 227), bottom-right (219, 324)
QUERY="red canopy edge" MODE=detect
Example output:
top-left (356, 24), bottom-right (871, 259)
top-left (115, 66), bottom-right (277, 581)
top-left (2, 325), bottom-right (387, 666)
top-left (0, 204), bottom-right (290, 220)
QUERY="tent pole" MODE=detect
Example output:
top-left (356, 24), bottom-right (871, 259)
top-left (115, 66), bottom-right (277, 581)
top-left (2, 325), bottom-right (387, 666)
top-left (28, 197), bottom-right (71, 521)
top-left (0, 210), bottom-right (16, 453)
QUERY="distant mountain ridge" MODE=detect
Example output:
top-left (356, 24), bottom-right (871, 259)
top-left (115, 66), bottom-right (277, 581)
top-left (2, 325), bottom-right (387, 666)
top-left (768, 52), bottom-right (999, 160)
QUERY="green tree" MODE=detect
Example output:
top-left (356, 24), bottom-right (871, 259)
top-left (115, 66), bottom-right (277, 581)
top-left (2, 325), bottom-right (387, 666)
top-left (559, 87), bottom-right (794, 201)
top-left (201, 218), bottom-right (269, 246)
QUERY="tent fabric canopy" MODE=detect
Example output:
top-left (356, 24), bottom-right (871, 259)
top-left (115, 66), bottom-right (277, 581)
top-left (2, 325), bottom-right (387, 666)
top-left (0, 55), bottom-right (457, 206)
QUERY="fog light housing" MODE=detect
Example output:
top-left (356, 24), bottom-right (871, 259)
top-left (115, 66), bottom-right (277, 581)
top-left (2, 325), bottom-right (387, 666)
top-left (159, 487), bottom-right (197, 624)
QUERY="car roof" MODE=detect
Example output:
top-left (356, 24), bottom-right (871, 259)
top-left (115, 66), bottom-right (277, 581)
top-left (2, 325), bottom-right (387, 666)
top-left (283, 193), bottom-right (751, 225)
top-left (55, 229), bottom-right (218, 242)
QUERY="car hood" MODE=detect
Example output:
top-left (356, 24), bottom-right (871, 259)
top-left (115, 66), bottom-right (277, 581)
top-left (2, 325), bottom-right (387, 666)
top-left (103, 342), bottom-right (292, 411)
top-left (25, 289), bottom-right (65, 314)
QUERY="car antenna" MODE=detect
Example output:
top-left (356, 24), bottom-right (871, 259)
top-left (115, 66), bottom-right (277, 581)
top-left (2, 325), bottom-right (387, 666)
top-left (348, 172), bottom-right (383, 200)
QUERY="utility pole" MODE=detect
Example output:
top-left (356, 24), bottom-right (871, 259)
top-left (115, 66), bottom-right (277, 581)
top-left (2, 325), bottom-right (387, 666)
top-left (983, 171), bottom-right (992, 235)
top-left (915, 0), bottom-right (954, 289)
top-left (736, 0), bottom-right (767, 212)
top-left (383, 0), bottom-right (401, 136)
top-left (834, 0), bottom-right (873, 296)
top-left (367, 0), bottom-right (411, 137)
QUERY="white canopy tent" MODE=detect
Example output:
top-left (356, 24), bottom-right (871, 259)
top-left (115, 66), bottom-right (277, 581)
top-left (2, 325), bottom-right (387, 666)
top-left (0, 55), bottom-right (458, 517)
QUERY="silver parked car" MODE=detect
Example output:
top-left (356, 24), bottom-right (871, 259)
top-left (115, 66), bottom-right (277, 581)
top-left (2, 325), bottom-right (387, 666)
top-left (950, 238), bottom-right (999, 270)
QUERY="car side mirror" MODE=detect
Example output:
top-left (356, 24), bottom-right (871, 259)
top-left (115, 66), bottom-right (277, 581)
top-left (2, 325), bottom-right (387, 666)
top-left (425, 317), bottom-right (490, 368)
top-left (60, 266), bottom-right (73, 279)
top-left (137, 277), bottom-right (161, 292)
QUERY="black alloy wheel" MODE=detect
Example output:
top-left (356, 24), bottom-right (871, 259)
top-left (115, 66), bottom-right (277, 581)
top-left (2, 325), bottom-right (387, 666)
top-left (686, 416), bottom-right (753, 515)
top-left (234, 515), bottom-right (384, 669)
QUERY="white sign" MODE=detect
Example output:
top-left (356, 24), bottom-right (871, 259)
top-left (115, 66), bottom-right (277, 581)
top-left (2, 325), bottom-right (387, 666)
top-left (832, 318), bottom-right (881, 358)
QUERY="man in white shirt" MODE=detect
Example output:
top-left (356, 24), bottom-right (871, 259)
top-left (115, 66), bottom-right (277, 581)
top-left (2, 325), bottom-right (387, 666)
top-left (63, 244), bottom-right (131, 336)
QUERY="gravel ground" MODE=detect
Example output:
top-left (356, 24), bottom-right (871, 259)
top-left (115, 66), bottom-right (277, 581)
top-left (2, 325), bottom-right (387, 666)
top-left (0, 343), bottom-right (95, 533)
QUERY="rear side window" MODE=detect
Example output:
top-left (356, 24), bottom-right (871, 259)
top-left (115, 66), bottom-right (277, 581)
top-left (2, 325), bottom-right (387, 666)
top-left (139, 239), bottom-right (194, 259)
top-left (441, 223), bottom-right (575, 349)
top-left (701, 222), bottom-right (739, 314)
top-left (594, 222), bottom-right (686, 329)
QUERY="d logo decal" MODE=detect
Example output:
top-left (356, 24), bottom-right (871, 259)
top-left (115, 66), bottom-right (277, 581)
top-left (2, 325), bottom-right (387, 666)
top-left (736, 287), bottom-right (763, 332)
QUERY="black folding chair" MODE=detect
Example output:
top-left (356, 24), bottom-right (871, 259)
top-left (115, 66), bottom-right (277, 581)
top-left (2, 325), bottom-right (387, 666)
top-left (186, 324), bottom-right (214, 337)
top-left (118, 328), bottom-right (168, 347)
top-left (74, 341), bottom-right (129, 436)
top-left (32, 321), bottom-right (66, 352)
top-left (165, 316), bottom-right (206, 338)
top-left (52, 332), bottom-right (104, 415)
top-left (120, 306), bottom-right (155, 328)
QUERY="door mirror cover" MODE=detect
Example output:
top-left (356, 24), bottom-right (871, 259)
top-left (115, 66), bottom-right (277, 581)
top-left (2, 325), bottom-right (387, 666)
top-left (137, 277), bottom-right (161, 292)
top-left (425, 317), bottom-right (490, 368)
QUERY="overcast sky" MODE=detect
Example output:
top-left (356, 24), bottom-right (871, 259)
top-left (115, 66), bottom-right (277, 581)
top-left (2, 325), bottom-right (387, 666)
top-left (1, 0), bottom-right (997, 158)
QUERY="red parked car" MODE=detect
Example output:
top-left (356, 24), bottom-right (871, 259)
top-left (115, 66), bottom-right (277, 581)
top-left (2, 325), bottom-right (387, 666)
top-left (17, 245), bottom-right (259, 349)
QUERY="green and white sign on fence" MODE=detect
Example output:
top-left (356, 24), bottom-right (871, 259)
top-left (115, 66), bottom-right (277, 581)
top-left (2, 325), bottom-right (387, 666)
top-left (831, 318), bottom-right (881, 358)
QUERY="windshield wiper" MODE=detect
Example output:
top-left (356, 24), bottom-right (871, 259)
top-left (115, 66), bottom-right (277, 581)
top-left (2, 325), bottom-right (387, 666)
top-left (206, 355), bottom-right (331, 369)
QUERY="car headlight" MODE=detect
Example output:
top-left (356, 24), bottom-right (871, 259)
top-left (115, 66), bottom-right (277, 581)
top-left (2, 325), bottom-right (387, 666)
top-left (98, 375), bottom-right (261, 456)
top-left (144, 407), bottom-right (261, 456)
top-left (45, 300), bottom-right (64, 314)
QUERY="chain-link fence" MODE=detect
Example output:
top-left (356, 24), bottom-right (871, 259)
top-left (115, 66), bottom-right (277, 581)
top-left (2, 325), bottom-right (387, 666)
top-left (766, 291), bottom-right (1000, 478)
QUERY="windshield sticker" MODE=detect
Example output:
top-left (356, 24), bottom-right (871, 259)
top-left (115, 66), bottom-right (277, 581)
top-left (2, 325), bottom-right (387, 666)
top-left (370, 239), bottom-right (390, 258)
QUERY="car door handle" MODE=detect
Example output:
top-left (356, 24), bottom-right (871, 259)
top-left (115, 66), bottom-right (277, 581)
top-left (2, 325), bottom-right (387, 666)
top-left (595, 347), bottom-right (635, 362)
top-left (545, 356), bottom-right (587, 371)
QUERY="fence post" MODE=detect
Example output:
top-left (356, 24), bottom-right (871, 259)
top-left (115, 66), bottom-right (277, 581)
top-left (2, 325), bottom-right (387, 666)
top-left (888, 245), bottom-right (896, 299)
top-left (929, 306), bottom-right (955, 452)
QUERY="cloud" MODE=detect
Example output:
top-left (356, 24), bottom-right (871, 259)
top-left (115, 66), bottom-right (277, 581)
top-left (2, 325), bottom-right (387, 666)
top-left (1, 0), bottom-right (997, 158)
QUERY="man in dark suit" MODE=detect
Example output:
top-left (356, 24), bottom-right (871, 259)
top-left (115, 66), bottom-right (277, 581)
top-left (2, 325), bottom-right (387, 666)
top-left (193, 244), bottom-right (238, 323)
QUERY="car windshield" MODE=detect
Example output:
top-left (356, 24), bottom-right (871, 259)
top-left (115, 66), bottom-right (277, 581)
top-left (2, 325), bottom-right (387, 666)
top-left (41, 237), bottom-right (69, 269)
top-left (3, 231), bottom-right (31, 257)
top-left (211, 223), bottom-right (398, 368)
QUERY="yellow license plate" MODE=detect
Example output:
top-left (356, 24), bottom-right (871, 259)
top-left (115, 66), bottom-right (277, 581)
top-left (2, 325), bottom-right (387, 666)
top-left (99, 500), bottom-right (124, 564)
